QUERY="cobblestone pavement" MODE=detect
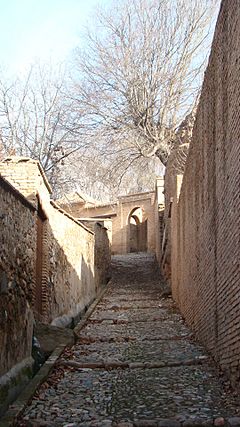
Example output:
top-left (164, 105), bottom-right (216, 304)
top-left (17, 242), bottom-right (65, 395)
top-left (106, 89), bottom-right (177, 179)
top-left (19, 254), bottom-right (240, 427)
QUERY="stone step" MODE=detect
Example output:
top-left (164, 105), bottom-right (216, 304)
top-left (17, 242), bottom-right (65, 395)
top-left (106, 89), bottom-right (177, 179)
top-left (56, 355), bottom-right (209, 370)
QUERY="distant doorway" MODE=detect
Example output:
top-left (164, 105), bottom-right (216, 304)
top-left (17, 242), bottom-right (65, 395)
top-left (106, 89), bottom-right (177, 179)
top-left (128, 207), bottom-right (147, 252)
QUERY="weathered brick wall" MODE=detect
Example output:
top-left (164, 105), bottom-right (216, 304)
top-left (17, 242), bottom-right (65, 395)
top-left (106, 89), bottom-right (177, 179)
top-left (162, 144), bottom-right (190, 282)
top-left (171, 1), bottom-right (240, 387)
top-left (154, 177), bottom-right (165, 266)
top-left (118, 192), bottom-right (156, 254)
top-left (0, 177), bottom-right (36, 414)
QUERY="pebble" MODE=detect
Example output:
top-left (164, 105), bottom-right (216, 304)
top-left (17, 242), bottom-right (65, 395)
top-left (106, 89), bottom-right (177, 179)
top-left (214, 418), bottom-right (225, 426)
top-left (227, 418), bottom-right (240, 427)
top-left (158, 421), bottom-right (181, 427)
top-left (17, 255), bottom-right (240, 426)
top-left (183, 420), bottom-right (211, 427)
top-left (101, 420), bottom-right (113, 427)
top-left (134, 421), bottom-right (158, 427)
top-left (116, 423), bottom-right (134, 427)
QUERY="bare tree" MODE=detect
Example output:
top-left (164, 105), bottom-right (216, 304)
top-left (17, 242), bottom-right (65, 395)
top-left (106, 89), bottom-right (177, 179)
top-left (0, 64), bottom-right (85, 189)
top-left (0, 62), bottom-right (160, 198)
top-left (0, 0), bottom-right (219, 196)
top-left (73, 0), bottom-right (219, 166)
top-left (55, 145), bottom-right (163, 201)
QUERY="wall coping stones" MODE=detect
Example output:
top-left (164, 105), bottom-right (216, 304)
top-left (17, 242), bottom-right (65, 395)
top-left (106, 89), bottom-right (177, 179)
top-left (1, 157), bottom-right (52, 194)
top-left (50, 200), bottom-right (94, 235)
top-left (119, 191), bottom-right (155, 204)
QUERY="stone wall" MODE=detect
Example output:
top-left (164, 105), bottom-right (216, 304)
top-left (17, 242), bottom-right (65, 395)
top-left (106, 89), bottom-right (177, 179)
top-left (0, 158), bottom-right (110, 327)
top-left (94, 222), bottom-right (111, 290)
top-left (0, 176), bottom-right (36, 415)
top-left (0, 158), bottom-right (112, 414)
top-left (79, 219), bottom-right (112, 291)
top-left (170, 1), bottom-right (240, 387)
top-left (0, 157), bottom-right (51, 207)
top-left (77, 203), bottom-right (120, 255)
top-left (40, 201), bottom-right (96, 326)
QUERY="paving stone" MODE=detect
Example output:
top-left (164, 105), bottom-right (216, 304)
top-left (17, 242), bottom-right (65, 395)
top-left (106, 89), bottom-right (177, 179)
top-left (72, 339), bottom-right (205, 365)
top-left (214, 418), bottom-right (226, 426)
top-left (18, 254), bottom-right (240, 426)
top-left (183, 420), bottom-right (213, 426)
top-left (200, 420), bottom-right (214, 427)
top-left (101, 420), bottom-right (113, 426)
top-left (116, 422), bottom-right (134, 427)
top-left (133, 420), bottom-right (158, 426)
top-left (227, 418), bottom-right (240, 426)
top-left (79, 319), bottom-right (190, 341)
top-left (158, 421), bottom-right (181, 427)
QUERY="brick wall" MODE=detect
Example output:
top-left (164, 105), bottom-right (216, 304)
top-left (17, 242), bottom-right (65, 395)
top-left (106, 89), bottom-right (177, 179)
top-left (154, 177), bottom-right (167, 271)
top-left (118, 192), bottom-right (156, 254)
top-left (65, 192), bottom-right (158, 255)
top-left (162, 144), bottom-right (189, 282)
top-left (170, 1), bottom-right (240, 387)
top-left (0, 176), bottom-right (36, 414)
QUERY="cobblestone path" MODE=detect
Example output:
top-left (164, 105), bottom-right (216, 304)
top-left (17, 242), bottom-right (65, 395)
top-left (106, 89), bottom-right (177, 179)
top-left (19, 254), bottom-right (240, 427)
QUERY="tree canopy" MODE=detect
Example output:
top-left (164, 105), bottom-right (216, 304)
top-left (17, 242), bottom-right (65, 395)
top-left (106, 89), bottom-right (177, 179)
top-left (74, 0), bottom-right (218, 167)
top-left (0, 0), bottom-right (219, 197)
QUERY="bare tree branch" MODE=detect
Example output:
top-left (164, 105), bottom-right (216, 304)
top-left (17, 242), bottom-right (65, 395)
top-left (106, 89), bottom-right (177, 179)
top-left (0, 63), bottom-right (88, 189)
top-left (73, 0), bottom-right (219, 166)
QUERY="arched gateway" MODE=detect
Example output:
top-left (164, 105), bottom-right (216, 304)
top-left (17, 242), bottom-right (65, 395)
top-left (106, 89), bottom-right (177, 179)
top-left (128, 207), bottom-right (147, 253)
top-left (58, 182), bottom-right (166, 255)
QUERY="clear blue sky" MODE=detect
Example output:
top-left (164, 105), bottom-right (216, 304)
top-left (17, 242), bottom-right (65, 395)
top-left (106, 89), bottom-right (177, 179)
top-left (0, 0), bottom-right (110, 76)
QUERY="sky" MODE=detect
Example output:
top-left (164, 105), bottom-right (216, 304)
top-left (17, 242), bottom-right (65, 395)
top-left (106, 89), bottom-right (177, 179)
top-left (0, 0), bottom-right (220, 79)
top-left (0, 0), bottom-right (110, 77)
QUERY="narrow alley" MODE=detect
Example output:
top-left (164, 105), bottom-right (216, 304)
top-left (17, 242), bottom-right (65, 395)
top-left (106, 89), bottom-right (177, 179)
top-left (19, 254), bottom-right (239, 427)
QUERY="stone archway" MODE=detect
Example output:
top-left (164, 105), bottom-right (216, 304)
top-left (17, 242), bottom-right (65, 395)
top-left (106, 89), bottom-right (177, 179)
top-left (128, 207), bottom-right (147, 253)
